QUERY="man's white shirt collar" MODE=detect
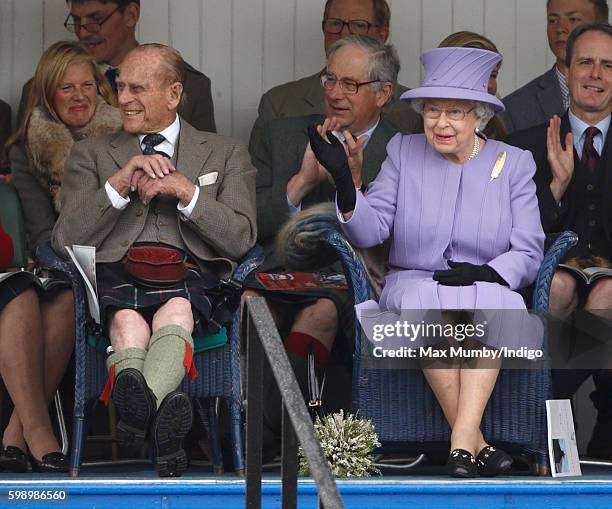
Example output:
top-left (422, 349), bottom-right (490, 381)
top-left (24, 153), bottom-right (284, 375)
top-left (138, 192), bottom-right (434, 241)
top-left (335, 118), bottom-right (380, 148)
top-left (138, 115), bottom-right (180, 158)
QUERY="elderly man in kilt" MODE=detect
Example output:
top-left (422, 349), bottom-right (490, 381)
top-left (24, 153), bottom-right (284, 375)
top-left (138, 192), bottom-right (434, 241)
top-left (52, 44), bottom-right (256, 477)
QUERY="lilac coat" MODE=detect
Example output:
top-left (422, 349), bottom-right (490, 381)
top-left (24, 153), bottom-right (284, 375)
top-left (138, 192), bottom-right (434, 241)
top-left (340, 134), bottom-right (545, 332)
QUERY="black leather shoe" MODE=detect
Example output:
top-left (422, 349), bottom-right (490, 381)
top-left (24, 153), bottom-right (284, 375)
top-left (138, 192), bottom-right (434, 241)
top-left (30, 452), bottom-right (68, 473)
top-left (447, 448), bottom-right (477, 478)
top-left (151, 391), bottom-right (193, 477)
top-left (476, 446), bottom-right (513, 477)
top-left (112, 368), bottom-right (157, 447)
top-left (0, 446), bottom-right (32, 473)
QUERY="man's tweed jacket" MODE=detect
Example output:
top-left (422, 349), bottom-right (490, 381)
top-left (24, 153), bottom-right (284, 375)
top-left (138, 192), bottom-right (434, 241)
top-left (52, 119), bottom-right (256, 279)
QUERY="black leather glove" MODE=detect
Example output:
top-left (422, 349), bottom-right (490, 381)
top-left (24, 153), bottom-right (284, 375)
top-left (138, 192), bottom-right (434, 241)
top-left (433, 261), bottom-right (508, 286)
top-left (307, 125), bottom-right (356, 213)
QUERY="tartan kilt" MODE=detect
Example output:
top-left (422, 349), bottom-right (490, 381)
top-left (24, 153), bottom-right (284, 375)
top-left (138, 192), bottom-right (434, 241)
top-left (244, 269), bottom-right (355, 366)
top-left (97, 262), bottom-right (238, 336)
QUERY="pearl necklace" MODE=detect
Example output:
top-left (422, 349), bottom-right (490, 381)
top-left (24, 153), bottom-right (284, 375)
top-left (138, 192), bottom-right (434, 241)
top-left (466, 135), bottom-right (480, 161)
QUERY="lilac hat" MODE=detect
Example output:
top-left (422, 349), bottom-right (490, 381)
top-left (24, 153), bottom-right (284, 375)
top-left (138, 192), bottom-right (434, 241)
top-left (401, 47), bottom-right (505, 113)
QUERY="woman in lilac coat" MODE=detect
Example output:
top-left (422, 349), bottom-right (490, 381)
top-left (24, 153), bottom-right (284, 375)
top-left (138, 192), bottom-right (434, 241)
top-left (309, 47), bottom-right (544, 478)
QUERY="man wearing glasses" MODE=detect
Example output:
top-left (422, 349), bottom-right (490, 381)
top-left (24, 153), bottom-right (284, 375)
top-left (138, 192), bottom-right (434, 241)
top-left (18, 0), bottom-right (216, 133)
top-left (248, 0), bottom-right (420, 157)
top-left (248, 35), bottom-right (408, 451)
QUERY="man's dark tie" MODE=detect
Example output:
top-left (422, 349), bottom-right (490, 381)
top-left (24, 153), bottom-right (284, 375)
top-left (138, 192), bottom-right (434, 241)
top-left (142, 133), bottom-right (167, 155)
top-left (105, 68), bottom-right (118, 94)
top-left (582, 126), bottom-right (601, 173)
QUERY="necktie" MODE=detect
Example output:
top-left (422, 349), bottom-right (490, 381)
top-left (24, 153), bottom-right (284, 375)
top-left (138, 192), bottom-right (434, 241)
top-left (582, 126), bottom-right (600, 173)
top-left (105, 68), bottom-right (118, 94)
top-left (142, 133), bottom-right (166, 155)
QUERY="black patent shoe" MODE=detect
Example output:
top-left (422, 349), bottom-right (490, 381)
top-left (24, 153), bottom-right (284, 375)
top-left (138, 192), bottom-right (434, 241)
top-left (30, 452), bottom-right (68, 473)
top-left (447, 448), bottom-right (477, 478)
top-left (476, 446), bottom-right (513, 477)
top-left (0, 446), bottom-right (32, 473)
top-left (112, 368), bottom-right (157, 447)
top-left (151, 391), bottom-right (193, 478)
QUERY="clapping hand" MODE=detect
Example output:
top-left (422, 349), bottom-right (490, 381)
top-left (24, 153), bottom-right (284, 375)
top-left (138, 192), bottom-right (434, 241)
top-left (307, 125), bottom-right (356, 213)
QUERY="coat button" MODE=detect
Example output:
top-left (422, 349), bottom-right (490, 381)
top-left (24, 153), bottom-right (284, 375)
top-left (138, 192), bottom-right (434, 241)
top-left (136, 209), bottom-right (143, 216)
top-left (588, 203), bottom-right (596, 211)
top-left (586, 184), bottom-right (594, 191)
top-left (589, 220), bottom-right (596, 227)
top-left (121, 240), bottom-right (129, 247)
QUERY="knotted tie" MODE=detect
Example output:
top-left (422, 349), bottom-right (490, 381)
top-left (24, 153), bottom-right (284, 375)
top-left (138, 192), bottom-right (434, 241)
top-left (105, 67), bottom-right (118, 94)
top-left (142, 133), bottom-right (166, 155)
top-left (582, 126), bottom-right (601, 173)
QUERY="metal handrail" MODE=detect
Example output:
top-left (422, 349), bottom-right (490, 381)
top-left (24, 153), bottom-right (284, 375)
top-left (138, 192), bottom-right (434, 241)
top-left (244, 296), bottom-right (344, 509)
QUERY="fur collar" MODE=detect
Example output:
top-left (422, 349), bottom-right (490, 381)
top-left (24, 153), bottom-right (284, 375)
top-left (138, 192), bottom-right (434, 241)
top-left (275, 202), bottom-right (389, 299)
top-left (26, 99), bottom-right (121, 212)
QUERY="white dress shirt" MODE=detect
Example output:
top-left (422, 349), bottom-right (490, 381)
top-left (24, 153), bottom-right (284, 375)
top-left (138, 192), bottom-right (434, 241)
top-left (105, 115), bottom-right (200, 216)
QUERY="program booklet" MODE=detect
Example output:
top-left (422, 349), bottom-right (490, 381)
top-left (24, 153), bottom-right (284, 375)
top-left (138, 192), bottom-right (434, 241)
top-left (66, 245), bottom-right (100, 324)
top-left (558, 263), bottom-right (612, 285)
top-left (0, 271), bottom-right (65, 293)
top-left (546, 399), bottom-right (581, 478)
top-left (255, 271), bottom-right (348, 291)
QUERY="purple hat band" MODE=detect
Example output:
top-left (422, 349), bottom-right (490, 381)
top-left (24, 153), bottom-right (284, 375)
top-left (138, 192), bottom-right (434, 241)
top-left (401, 47), bottom-right (505, 113)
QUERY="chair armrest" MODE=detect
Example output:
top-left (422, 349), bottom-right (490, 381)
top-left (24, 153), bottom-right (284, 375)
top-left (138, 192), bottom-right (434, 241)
top-left (532, 231), bottom-right (578, 312)
top-left (35, 241), bottom-right (91, 338)
top-left (230, 245), bottom-right (264, 285)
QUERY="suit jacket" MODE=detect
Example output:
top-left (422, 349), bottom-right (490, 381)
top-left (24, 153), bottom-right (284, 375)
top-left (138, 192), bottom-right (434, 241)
top-left (252, 113), bottom-right (403, 258)
top-left (17, 61), bottom-right (217, 134)
top-left (51, 119), bottom-right (256, 279)
top-left (502, 66), bottom-right (565, 134)
top-left (506, 112), bottom-right (612, 256)
top-left (248, 71), bottom-right (421, 155)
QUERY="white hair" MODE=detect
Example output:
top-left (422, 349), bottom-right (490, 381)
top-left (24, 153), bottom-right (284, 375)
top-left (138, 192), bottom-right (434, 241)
top-left (410, 99), bottom-right (495, 130)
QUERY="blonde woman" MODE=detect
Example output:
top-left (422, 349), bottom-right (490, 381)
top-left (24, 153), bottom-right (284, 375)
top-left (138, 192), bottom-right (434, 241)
top-left (1, 41), bottom-right (121, 472)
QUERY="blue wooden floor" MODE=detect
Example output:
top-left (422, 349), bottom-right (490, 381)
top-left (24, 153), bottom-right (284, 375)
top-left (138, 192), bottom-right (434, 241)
top-left (1, 464), bottom-right (612, 508)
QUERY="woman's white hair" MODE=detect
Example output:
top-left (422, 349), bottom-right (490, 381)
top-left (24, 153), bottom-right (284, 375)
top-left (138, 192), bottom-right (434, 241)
top-left (410, 99), bottom-right (495, 130)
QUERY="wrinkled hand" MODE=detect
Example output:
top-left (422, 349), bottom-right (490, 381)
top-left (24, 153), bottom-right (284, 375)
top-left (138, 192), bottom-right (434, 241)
top-left (547, 115), bottom-right (574, 203)
top-left (307, 125), bottom-right (356, 213)
top-left (300, 141), bottom-right (330, 186)
top-left (136, 171), bottom-right (195, 206)
top-left (433, 261), bottom-right (507, 286)
top-left (341, 128), bottom-right (368, 189)
top-left (108, 154), bottom-right (176, 197)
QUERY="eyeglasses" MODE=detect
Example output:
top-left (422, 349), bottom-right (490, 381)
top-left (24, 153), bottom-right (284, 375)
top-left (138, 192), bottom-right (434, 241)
top-left (64, 5), bottom-right (121, 33)
top-left (321, 73), bottom-right (380, 94)
top-left (423, 105), bottom-right (476, 121)
top-left (322, 18), bottom-right (378, 35)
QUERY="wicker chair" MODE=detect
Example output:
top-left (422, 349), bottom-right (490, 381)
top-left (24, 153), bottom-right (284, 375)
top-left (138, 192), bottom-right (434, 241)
top-left (285, 211), bottom-right (577, 474)
top-left (36, 242), bottom-right (263, 477)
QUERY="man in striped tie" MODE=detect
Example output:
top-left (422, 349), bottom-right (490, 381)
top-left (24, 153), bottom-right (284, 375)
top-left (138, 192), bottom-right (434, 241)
top-left (52, 44), bottom-right (256, 476)
top-left (507, 22), bottom-right (612, 460)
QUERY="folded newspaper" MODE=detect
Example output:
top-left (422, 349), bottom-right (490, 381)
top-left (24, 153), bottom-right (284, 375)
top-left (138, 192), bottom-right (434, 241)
top-left (66, 245), bottom-right (100, 324)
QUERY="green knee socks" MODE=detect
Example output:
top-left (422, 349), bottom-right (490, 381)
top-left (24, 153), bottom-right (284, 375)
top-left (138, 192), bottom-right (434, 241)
top-left (106, 347), bottom-right (146, 375)
top-left (142, 324), bottom-right (194, 408)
